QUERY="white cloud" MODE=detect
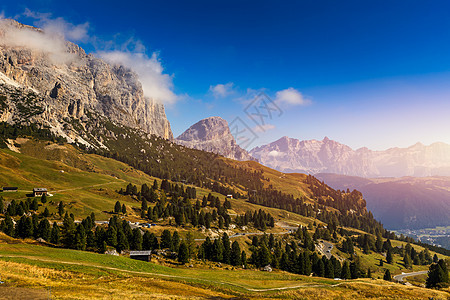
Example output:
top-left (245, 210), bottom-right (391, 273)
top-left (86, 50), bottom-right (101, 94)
top-left (253, 124), bottom-right (275, 133)
top-left (275, 87), bottom-right (311, 106)
top-left (23, 9), bottom-right (89, 42)
top-left (0, 18), bottom-right (78, 64)
top-left (0, 10), bottom-right (179, 105)
top-left (209, 82), bottom-right (234, 98)
top-left (98, 50), bottom-right (177, 105)
top-left (268, 150), bottom-right (284, 158)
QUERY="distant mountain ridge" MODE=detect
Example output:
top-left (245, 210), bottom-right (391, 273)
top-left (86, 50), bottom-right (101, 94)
top-left (175, 117), bottom-right (255, 161)
top-left (315, 173), bottom-right (450, 230)
top-left (250, 136), bottom-right (450, 177)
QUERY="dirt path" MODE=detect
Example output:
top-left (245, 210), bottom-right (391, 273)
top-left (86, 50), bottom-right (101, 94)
top-left (51, 180), bottom-right (124, 193)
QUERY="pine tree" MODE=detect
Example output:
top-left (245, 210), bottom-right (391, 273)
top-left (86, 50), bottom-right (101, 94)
top-left (241, 250), bottom-right (247, 268)
top-left (121, 204), bottom-right (127, 215)
top-left (304, 252), bottom-right (312, 275)
top-left (426, 259), bottom-right (449, 288)
top-left (0, 197), bottom-right (3, 213)
top-left (141, 199), bottom-right (148, 212)
top-left (350, 258), bottom-right (361, 279)
top-left (50, 222), bottom-right (60, 244)
top-left (178, 241), bottom-right (189, 264)
top-left (99, 241), bottom-right (107, 253)
top-left (106, 226), bottom-right (117, 247)
top-left (383, 269), bottom-right (391, 281)
top-left (316, 258), bottom-right (325, 277)
top-left (31, 214), bottom-right (39, 238)
top-left (341, 261), bottom-right (351, 279)
top-left (230, 241), bottom-right (241, 266)
top-left (303, 230), bottom-right (314, 251)
top-left (58, 201), bottom-right (64, 217)
top-left (43, 207), bottom-right (50, 218)
top-left (324, 258), bottom-right (334, 278)
top-left (257, 244), bottom-right (271, 268)
top-left (172, 231), bottom-right (180, 252)
top-left (161, 230), bottom-right (172, 249)
top-left (74, 224), bottom-right (87, 250)
top-left (375, 232), bottom-right (383, 252)
top-left (1, 214), bottom-right (14, 236)
top-left (116, 230), bottom-right (129, 253)
top-left (41, 194), bottom-right (47, 204)
top-left (212, 238), bottom-right (224, 262)
top-left (37, 218), bottom-right (51, 241)
top-left (142, 231), bottom-right (152, 250)
top-left (218, 216), bottom-right (224, 229)
top-left (386, 248), bottom-right (393, 264)
top-left (114, 201), bottom-right (121, 214)
top-left (62, 213), bottom-right (75, 248)
top-left (222, 233), bottom-right (231, 264)
top-left (433, 254), bottom-right (439, 263)
top-left (31, 198), bottom-right (39, 211)
top-left (87, 230), bottom-right (95, 249)
top-left (131, 228), bottom-right (143, 250)
top-left (403, 253), bottom-right (412, 269)
top-left (185, 231), bottom-right (196, 259)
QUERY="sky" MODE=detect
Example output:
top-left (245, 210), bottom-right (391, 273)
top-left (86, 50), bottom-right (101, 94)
top-left (2, 0), bottom-right (450, 151)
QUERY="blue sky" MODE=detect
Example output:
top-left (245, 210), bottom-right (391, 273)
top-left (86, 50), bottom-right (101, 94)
top-left (3, 1), bottom-right (450, 150)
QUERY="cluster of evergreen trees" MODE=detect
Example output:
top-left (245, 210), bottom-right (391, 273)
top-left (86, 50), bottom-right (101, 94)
top-left (248, 180), bottom-right (384, 235)
top-left (198, 233), bottom-right (245, 266)
top-left (352, 233), bottom-right (433, 268)
top-left (0, 210), bottom-right (92, 249)
top-left (3, 198), bottom-right (39, 216)
top-left (0, 122), bottom-right (66, 148)
top-left (139, 194), bottom-right (233, 229)
top-left (426, 259), bottom-right (449, 288)
top-left (117, 181), bottom-right (236, 230)
top-left (234, 209), bottom-right (275, 231)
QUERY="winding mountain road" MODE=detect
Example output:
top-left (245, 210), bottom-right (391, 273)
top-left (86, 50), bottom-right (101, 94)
top-left (393, 270), bottom-right (428, 282)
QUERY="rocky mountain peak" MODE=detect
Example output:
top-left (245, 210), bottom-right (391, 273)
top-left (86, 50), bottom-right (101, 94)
top-left (0, 19), bottom-right (173, 148)
top-left (177, 116), bottom-right (229, 142)
top-left (175, 116), bottom-right (255, 161)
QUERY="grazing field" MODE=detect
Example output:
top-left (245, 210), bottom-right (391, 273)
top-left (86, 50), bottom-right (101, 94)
top-left (0, 236), bottom-right (449, 299)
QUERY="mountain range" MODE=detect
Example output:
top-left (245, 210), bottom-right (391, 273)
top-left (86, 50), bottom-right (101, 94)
top-left (2, 18), bottom-right (449, 234)
top-left (315, 173), bottom-right (450, 230)
top-left (250, 136), bottom-right (450, 177)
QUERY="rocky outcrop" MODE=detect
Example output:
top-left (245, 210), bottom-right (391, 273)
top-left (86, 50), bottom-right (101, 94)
top-left (250, 136), bottom-right (450, 177)
top-left (0, 19), bottom-right (172, 147)
top-left (176, 117), bottom-right (255, 161)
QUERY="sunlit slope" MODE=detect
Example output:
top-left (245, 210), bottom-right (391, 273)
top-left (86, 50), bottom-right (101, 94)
top-left (0, 234), bottom-right (448, 300)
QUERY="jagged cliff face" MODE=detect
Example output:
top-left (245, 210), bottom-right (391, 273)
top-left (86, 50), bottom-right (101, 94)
top-left (0, 19), bottom-right (172, 147)
top-left (176, 116), bottom-right (255, 161)
top-left (250, 136), bottom-right (450, 177)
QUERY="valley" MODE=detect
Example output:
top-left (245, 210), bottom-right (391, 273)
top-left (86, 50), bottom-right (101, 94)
top-left (0, 137), bottom-right (449, 299)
